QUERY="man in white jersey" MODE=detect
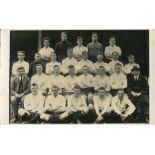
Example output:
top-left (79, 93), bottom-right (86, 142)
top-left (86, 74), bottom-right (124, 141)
top-left (31, 64), bottom-right (48, 95)
top-left (73, 37), bottom-right (88, 61)
top-left (46, 52), bottom-right (62, 75)
top-left (46, 65), bottom-right (65, 94)
top-left (110, 63), bottom-right (127, 96)
top-left (64, 65), bottom-right (78, 98)
top-left (18, 83), bottom-right (45, 123)
top-left (124, 54), bottom-right (140, 74)
top-left (76, 51), bottom-right (94, 74)
top-left (104, 36), bottom-right (122, 62)
top-left (78, 65), bottom-right (94, 106)
top-left (62, 47), bottom-right (77, 75)
top-left (111, 89), bottom-right (135, 123)
top-left (40, 85), bottom-right (68, 123)
top-left (39, 37), bottom-right (54, 63)
top-left (66, 85), bottom-right (89, 123)
top-left (108, 52), bottom-right (124, 75)
top-left (93, 87), bottom-right (112, 123)
top-left (94, 66), bottom-right (111, 93)
top-left (93, 54), bottom-right (109, 74)
top-left (12, 51), bottom-right (29, 76)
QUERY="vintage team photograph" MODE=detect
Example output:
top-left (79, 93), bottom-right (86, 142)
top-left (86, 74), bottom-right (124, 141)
top-left (9, 30), bottom-right (149, 124)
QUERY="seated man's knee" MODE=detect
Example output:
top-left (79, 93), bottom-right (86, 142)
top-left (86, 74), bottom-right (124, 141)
top-left (18, 108), bottom-right (26, 117)
top-left (40, 113), bottom-right (50, 121)
top-left (88, 103), bottom-right (94, 110)
top-left (11, 96), bottom-right (17, 104)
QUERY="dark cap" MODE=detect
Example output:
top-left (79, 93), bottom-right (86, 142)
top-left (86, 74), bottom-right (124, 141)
top-left (132, 65), bottom-right (141, 71)
top-left (77, 36), bottom-right (83, 40)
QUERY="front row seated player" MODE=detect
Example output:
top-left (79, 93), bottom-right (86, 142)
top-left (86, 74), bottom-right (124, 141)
top-left (18, 83), bottom-right (136, 123)
top-left (93, 88), bottom-right (135, 123)
top-left (111, 89), bottom-right (136, 123)
top-left (18, 83), bottom-right (45, 123)
top-left (11, 67), bottom-right (30, 121)
top-left (40, 84), bottom-right (96, 123)
top-left (40, 85), bottom-right (68, 123)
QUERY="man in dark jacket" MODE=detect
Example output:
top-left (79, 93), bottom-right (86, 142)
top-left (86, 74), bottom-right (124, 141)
top-left (11, 67), bottom-right (30, 121)
top-left (55, 32), bottom-right (72, 62)
top-left (29, 53), bottom-right (45, 77)
top-left (127, 65), bottom-right (149, 122)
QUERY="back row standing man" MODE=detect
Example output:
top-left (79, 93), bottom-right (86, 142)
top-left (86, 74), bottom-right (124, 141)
top-left (87, 32), bottom-right (103, 62)
top-left (104, 36), bottom-right (122, 62)
top-left (39, 32), bottom-right (122, 65)
top-left (39, 37), bottom-right (54, 63)
top-left (55, 32), bottom-right (73, 62)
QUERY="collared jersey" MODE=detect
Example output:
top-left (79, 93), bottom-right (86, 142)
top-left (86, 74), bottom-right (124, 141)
top-left (12, 61), bottom-right (29, 75)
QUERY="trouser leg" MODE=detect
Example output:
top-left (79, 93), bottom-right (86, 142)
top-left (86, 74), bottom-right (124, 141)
top-left (11, 96), bottom-right (19, 119)
top-left (107, 111), bottom-right (122, 123)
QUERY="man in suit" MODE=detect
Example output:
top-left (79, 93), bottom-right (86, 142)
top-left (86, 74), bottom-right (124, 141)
top-left (127, 65), bottom-right (149, 122)
top-left (11, 67), bottom-right (30, 121)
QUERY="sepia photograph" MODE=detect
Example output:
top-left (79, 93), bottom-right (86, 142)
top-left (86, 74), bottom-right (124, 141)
top-left (9, 30), bottom-right (149, 124)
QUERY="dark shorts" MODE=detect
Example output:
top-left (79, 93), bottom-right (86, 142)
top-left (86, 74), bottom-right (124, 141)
top-left (81, 88), bottom-right (94, 95)
top-left (20, 111), bottom-right (40, 123)
top-left (45, 111), bottom-right (65, 123)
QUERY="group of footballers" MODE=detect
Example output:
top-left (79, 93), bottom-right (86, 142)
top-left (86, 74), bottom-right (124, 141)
top-left (10, 32), bottom-right (149, 123)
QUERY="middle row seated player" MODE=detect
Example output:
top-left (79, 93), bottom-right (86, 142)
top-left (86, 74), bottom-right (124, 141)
top-left (30, 62), bottom-right (127, 99)
top-left (41, 50), bottom-right (124, 75)
top-left (18, 83), bottom-right (136, 123)
top-left (13, 47), bottom-right (139, 77)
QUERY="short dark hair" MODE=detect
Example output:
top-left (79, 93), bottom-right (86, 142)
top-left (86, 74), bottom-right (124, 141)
top-left (68, 65), bottom-right (75, 69)
top-left (82, 51), bottom-right (88, 55)
top-left (43, 37), bottom-right (50, 42)
top-left (36, 63), bottom-right (43, 67)
top-left (17, 51), bottom-right (25, 55)
top-left (92, 32), bottom-right (98, 36)
top-left (67, 47), bottom-right (73, 51)
top-left (128, 54), bottom-right (134, 58)
top-left (17, 67), bottom-right (25, 71)
top-left (53, 65), bottom-right (60, 69)
top-left (98, 65), bottom-right (105, 69)
top-left (98, 87), bottom-right (105, 91)
top-left (77, 36), bottom-right (83, 40)
top-left (73, 84), bottom-right (81, 90)
top-left (52, 85), bottom-right (59, 89)
top-left (112, 51), bottom-right (119, 56)
top-left (31, 83), bottom-right (38, 88)
top-left (115, 63), bottom-right (122, 67)
top-left (109, 36), bottom-right (115, 40)
top-left (82, 65), bottom-right (88, 69)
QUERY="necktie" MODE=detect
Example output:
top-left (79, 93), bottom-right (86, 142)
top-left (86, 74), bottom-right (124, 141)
top-left (19, 76), bottom-right (23, 93)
